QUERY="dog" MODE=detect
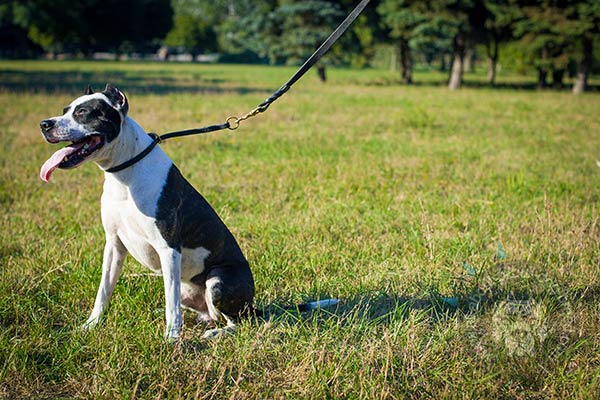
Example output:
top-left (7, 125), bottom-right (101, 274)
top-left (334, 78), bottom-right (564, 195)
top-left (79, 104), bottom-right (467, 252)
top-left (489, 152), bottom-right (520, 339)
top-left (39, 84), bottom-right (256, 340)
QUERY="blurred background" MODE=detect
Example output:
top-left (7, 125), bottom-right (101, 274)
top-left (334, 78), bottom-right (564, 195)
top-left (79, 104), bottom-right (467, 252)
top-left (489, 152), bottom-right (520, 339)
top-left (0, 0), bottom-right (598, 93)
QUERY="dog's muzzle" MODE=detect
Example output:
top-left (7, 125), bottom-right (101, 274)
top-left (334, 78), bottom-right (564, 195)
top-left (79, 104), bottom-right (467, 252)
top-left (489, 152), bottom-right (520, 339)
top-left (39, 118), bottom-right (106, 182)
top-left (40, 119), bottom-right (60, 143)
top-left (40, 119), bottom-right (55, 133)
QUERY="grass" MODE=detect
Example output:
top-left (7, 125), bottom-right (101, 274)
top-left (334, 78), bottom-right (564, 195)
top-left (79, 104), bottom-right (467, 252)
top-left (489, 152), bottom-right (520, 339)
top-left (1, 60), bottom-right (600, 399)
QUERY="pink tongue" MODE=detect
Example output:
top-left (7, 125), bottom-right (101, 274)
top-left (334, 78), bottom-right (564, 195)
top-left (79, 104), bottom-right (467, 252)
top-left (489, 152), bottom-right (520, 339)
top-left (40, 142), bottom-right (85, 182)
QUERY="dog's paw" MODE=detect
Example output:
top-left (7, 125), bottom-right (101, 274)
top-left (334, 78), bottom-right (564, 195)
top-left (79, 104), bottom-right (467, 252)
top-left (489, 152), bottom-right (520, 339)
top-left (80, 316), bottom-right (100, 332)
top-left (196, 313), bottom-right (216, 328)
top-left (201, 325), bottom-right (237, 340)
top-left (165, 327), bottom-right (182, 343)
top-left (165, 335), bottom-right (180, 344)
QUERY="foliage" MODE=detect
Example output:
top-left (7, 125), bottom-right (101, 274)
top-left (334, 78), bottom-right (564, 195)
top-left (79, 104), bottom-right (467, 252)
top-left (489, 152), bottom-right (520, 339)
top-left (378, 0), bottom-right (454, 65)
top-left (164, 15), bottom-right (217, 56)
top-left (224, 0), bottom-right (282, 64)
top-left (410, 17), bottom-right (454, 64)
top-left (231, 0), bottom-right (346, 66)
top-left (0, 0), bottom-right (598, 90)
top-left (227, 0), bottom-right (377, 68)
top-left (513, 2), bottom-right (576, 72)
top-left (273, 1), bottom-right (346, 65)
top-left (506, 0), bottom-right (599, 89)
top-left (167, 0), bottom-right (277, 54)
top-left (8, 0), bottom-right (173, 55)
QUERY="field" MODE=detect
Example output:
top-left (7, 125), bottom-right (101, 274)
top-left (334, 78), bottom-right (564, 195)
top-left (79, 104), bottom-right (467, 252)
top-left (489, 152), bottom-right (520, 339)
top-left (1, 60), bottom-right (599, 399)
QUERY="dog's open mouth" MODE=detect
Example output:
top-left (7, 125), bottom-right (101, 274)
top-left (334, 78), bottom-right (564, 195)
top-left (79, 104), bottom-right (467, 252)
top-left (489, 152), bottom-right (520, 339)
top-left (40, 135), bottom-right (104, 182)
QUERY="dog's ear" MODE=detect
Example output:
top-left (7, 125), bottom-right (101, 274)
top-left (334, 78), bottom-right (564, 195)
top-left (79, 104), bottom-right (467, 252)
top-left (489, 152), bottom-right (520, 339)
top-left (102, 84), bottom-right (129, 116)
top-left (84, 84), bottom-right (94, 95)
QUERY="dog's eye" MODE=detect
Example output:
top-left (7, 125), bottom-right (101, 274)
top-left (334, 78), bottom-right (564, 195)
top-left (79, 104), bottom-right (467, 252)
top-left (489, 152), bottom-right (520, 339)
top-left (75, 108), bottom-right (87, 115)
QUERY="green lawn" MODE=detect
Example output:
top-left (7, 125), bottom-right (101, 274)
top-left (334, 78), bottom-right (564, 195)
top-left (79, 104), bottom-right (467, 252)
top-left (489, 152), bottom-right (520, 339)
top-left (1, 60), bottom-right (599, 399)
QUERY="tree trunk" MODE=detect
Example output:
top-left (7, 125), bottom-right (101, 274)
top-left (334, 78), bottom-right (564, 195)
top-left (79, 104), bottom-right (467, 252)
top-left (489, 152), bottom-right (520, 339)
top-left (449, 36), bottom-right (465, 90)
top-left (464, 46), bottom-right (475, 73)
top-left (390, 47), bottom-right (397, 71)
top-left (317, 65), bottom-right (326, 82)
top-left (552, 69), bottom-right (564, 89)
top-left (537, 68), bottom-right (548, 89)
top-left (399, 39), bottom-right (413, 84)
top-left (486, 33), bottom-right (499, 86)
top-left (439, 54), bottom-right (447, 72)
top-left (487, 57), bottom-right (497, 86)
top-left (537, 47), bottom-right (549, 89)
top-left (573, 36), bottom-right (593, 94)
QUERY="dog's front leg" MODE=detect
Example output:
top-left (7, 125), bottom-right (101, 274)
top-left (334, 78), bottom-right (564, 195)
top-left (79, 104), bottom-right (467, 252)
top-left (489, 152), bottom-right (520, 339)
top-left (82, 238), bottom-right (127, 330)
top-left (159, 248), bottom-right (183, 341)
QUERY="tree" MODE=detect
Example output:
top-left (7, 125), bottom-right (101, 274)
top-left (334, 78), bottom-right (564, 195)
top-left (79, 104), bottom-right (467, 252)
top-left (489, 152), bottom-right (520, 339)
top-left (410, 17), bottom-right (454, 71)
top-left (164, 15), bottom-right (217, 58)
top-left (377, 0), bottom-right (425, 84)
top-left (510, 1), bottom-right (598, 92)
top-left (483, 1), bottom-right (519, 85)
top-left (571, 0), bottom-right (600, 94)
top-left (277, 1), bottom-right (347, 81)
top-left (23, 0), bottom-right (173, 56)
top-left (0, 1), bottom-right (42, 58)
top-left (167, 0), bottom-right (271, 55)
top-left (514, 4), bottom-right (558, 88)
top-left (446, 0), bottom-right (488, 90)
top-left (221, 0), bottom-right (279, 61)
top-left (25, 0), bottom-right (83, 55)
top-left (403, 0), bottom-right (488, 90)
top-left (334, 0), bottom-right (385, 68)
top-left (512, 1), bottom-right (586, 89)
top-left (201, 0), bottom-right (379, 69)
top-left (234, 0), bottom-right (346, 82)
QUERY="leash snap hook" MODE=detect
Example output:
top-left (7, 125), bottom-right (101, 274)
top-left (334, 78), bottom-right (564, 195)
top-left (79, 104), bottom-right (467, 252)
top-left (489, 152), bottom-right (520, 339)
top-left (226, 116), bottom-right (240, 130)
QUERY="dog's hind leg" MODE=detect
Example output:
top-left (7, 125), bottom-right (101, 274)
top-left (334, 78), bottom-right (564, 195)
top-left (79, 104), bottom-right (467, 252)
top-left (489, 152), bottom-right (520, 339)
top-left (181, 281), bottom-right (217, 327)
top-left (82, 237), bottom-right (127, 330)
top-left (201, 263), bottom-right (255, 339)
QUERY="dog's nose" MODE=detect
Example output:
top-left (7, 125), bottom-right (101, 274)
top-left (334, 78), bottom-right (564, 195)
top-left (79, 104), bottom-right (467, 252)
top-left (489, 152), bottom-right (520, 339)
top-left (40, 119), bottom-right (55, 133)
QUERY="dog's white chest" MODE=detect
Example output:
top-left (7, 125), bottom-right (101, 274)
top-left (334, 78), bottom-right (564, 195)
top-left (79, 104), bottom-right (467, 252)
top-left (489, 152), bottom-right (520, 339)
top-left (102, 190), bottom-right (161, 271)
top-left (101, 159), bottom-right (210, 280)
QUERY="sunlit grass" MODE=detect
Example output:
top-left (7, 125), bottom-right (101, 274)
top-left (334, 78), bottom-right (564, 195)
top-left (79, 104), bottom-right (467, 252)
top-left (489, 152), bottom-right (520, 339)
top-left (1, 60), bottom-right (599, 399)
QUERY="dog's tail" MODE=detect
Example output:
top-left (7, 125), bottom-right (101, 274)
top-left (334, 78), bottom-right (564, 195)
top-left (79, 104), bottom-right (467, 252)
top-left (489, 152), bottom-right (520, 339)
top-left (250, 298), bottom-right (340, 319)
top-left (292, 298), bottom-right (340, 312)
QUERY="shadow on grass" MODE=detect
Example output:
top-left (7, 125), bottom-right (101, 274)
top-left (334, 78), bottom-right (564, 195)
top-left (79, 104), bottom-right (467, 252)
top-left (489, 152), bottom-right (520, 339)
top-left (257, 279), bottom-right (600, 330)
top-left (0, 68), bottom-right (270, 96)
top-left (250, 293), bottom-right (450, 331)
top-left (105, 280), bottom-right (600, 354)
top-left (463, 80), bottom-right (600, 92)
top-left (360, 76), bottom-right (600, 92)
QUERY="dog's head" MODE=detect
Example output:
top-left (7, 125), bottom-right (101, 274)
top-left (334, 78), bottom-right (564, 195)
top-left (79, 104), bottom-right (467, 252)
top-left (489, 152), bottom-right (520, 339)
top-left (39, 84), bottom-right (128, 182)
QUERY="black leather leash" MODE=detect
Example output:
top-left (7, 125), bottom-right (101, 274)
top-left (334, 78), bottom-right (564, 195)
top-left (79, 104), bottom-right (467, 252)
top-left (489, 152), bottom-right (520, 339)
top-left (106, 0), bottom-right (371, 174)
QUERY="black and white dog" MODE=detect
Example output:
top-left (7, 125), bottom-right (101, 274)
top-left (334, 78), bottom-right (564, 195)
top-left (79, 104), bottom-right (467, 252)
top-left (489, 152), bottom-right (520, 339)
top-left (39, 85), bottom-right (256, 340)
